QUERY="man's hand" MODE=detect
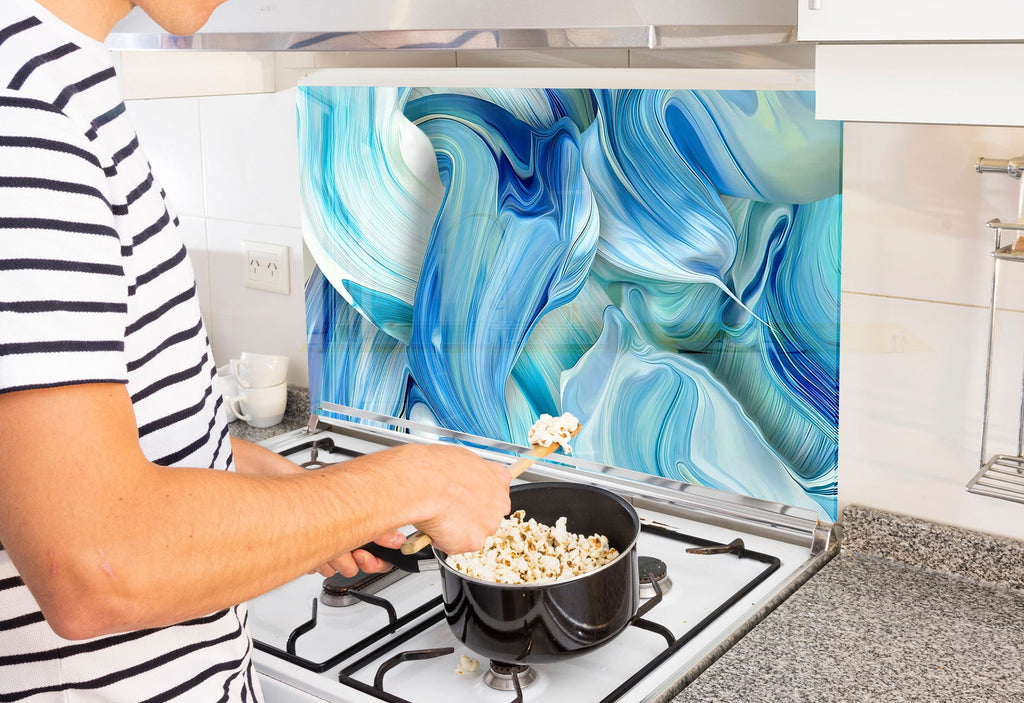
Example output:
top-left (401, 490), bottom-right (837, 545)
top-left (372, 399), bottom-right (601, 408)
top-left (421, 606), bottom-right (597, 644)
top-left (231, 436), bottom-right (513, 565)
top-left (401, 445), bottom-right (512, 556)
top-left (315, 530), bottom-right (406, 577)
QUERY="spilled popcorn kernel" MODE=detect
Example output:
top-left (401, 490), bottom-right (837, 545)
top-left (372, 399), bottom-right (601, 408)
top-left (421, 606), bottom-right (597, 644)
top-left (445, 510), bottom-right (618, 584)
top-left (454, 654), bottom-right (479, 676)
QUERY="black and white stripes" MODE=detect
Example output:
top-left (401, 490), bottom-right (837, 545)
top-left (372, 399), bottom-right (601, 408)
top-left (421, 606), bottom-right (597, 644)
top-left (0, 0), bottom-right (254, 699)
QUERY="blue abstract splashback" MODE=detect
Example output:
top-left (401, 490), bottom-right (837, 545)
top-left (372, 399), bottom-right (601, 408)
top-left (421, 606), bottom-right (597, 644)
top-left (297, 85), bottom-right (842, 521)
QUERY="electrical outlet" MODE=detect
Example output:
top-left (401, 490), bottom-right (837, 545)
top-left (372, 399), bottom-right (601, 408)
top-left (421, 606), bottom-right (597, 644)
top-left (242, 241), bottom-right (290, 294)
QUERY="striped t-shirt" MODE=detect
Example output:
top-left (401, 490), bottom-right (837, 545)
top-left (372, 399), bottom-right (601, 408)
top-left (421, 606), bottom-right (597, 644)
top-left (0, 0), bottom-right (261, 699)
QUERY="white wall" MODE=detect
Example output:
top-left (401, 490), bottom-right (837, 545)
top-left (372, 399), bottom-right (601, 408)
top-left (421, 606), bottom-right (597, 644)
top-left (839, 122), bottom-right (1024, 541)
top-left (122, 56), bottom-right (1024, 540)
top-left (125, 90), bottom-right (309, 385)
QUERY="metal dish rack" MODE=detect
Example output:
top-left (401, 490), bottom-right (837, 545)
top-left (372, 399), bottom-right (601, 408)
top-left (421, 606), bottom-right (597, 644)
top-left (968, 156), bottom-right (1024, 504)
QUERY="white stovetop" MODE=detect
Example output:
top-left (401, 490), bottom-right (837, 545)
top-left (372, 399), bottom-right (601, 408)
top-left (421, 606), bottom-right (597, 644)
top-left (247, 423), bottom-right (828, 702)
top-left (249, 507), bottom-right (814, 703)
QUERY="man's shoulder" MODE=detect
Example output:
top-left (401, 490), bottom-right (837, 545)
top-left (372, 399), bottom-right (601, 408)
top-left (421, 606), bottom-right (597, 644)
top-left (0, 86), bottom-right (89, 138)
top-left (0, 87), bottom-right (106, 174)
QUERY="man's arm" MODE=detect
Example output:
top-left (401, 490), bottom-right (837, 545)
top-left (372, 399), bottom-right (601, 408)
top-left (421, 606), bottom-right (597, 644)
top-left (0, 383), bottom-right (510, 640)
top-left (229, 434), bottom-right (403, 576)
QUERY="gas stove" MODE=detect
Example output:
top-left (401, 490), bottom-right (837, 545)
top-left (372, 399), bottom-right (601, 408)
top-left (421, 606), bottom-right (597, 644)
top-left (248, 413), bottom-right (836, 703)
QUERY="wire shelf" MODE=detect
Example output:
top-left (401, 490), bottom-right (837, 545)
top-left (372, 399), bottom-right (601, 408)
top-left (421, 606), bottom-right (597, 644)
top-left (969, 173), bottom-right (1024, 506)
top-left (993, 244), bottom-right (1024, 262)
top-left (967, 454), bottom-right (1024, 505)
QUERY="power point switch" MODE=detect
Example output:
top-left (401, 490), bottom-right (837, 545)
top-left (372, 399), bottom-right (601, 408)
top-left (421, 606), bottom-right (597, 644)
top-left (242, 241), bottom-right (290, 295)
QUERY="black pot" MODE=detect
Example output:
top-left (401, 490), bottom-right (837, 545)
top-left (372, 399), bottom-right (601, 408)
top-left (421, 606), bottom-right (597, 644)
top-left (364, 482), bottom-right (652, 664)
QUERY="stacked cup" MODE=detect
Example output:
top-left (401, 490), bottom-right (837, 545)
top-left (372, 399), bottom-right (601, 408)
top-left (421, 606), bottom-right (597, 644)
top-left (222, 352), bottom-right (289, 428)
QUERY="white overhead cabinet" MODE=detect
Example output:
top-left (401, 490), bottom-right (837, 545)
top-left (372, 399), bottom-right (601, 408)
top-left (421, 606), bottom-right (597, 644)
top-left (798, 0), bottom-right (1024, 42)
top-left (799, 0), bottom-right (1024, 125)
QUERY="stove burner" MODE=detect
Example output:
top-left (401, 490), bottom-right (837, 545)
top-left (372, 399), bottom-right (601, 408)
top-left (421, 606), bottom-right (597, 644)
top-left (320, 567), bottom-right (407, 607)
top-left (301, 439), bottom-right (342, 469)
top-left (483, 661), bottom-right (538, 692)
top-left (638, 555), bottom-right (673, 599)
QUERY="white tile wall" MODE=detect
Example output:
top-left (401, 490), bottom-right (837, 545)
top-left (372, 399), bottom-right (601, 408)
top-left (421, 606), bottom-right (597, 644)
top-left (199, 91), bottom-right (302, 229)
top-left (123, 61), bottom-right (1024, 540)
top-left (127, 87), bottom-right (307, 384)
top-left (839, 293), bottom-right (1024, 538)
top-left (205, 219), bottom-right (307, 377)
top-left (628, 44), bottom-right (814, 69)
top-left (842, 122), bottom-right (1024, 310)
top-left (274, 51), bottom-right (459, 91)
top-left (841, 121), bottom-right (1024, 540)
top-left (125, 97), bottom-right (205, 217)
top-left (175, 215), bottom-right (213, 332)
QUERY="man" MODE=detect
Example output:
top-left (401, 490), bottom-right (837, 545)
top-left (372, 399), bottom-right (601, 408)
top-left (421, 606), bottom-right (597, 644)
top-left (0, 0), bottom-right (512, 699)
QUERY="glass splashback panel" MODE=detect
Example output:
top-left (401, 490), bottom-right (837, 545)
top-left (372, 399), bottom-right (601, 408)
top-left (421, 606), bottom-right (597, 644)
top-left (297, 85), bottom-right (841, 521)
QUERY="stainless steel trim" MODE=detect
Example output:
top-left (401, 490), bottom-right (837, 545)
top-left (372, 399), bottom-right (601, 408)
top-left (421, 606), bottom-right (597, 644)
top-left (108, 27), bottom-right (648, 52)
top-left (652, 24), bottom-right (796, 49)
top-left (105, 25), bottom-right (797, 52)
top-left (318, 402), bottom-right (527, 454)
top-left (314, 403), bottom-right (831, 552)
top-left (810, 519), bottom-right (837, 557)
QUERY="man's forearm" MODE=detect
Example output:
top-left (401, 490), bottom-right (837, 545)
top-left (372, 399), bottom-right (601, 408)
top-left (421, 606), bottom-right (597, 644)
top-left (230, 434), bottom-right (304, 476)
top-left (0, 385), bottom-right (425, 638)
top-left (81, 446), bottom-right (427, 636)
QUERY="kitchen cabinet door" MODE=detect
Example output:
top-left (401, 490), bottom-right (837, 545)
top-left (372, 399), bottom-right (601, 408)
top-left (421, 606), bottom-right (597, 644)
top-left (798, 0), bottom-right (1024, 42)
top-left (813, 43), bottom-right (1024, 126)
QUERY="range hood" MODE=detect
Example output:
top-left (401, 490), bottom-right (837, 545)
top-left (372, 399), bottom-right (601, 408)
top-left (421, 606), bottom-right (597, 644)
top-left (106, 0), bottom-right (797, 52)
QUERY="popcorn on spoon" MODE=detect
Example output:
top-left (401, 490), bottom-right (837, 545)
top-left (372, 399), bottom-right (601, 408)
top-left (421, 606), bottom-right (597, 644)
top-left (398, 413), bottom-right (582, 555)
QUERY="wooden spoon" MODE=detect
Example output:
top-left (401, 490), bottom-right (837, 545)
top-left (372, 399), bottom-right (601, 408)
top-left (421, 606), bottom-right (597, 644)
top-left (398, 424), bottom-right (581, 555)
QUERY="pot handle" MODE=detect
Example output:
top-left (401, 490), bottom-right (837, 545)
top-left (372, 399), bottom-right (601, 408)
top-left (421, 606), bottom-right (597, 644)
top-left (631, 574), bottom-right (665, 622)
top-left (359, 542), bottom-right (438, 573)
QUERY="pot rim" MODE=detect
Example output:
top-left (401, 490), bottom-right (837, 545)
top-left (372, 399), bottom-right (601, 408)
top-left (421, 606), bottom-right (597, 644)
top-left (433, 481), bottom-right (640, 589)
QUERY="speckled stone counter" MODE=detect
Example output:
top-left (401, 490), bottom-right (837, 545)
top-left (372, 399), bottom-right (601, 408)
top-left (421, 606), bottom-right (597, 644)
top-left (227, 385), bottom-right (310, 444)
top-left (671, 506), bottom-right (1024, 702)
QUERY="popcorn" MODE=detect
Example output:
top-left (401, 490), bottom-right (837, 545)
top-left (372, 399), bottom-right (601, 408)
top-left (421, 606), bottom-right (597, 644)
top-left (445, 510), bottom-right (618, 584)
top-left (454, 654), bottom-right (479, 676)
top-left (527, 412), bottom-right (580, 454)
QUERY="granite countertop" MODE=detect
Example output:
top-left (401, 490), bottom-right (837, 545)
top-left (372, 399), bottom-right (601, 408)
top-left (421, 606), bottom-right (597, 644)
top-left (671, 505), bottom-right (1024, 702)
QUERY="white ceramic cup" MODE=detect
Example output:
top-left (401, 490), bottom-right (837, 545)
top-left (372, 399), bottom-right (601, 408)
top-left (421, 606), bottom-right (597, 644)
top-left (226, 382), bottom-right (288, 428)
top-left (231, 352), bottom-right (289, 389)
top-left (216, 364), bottom-right (239, 421)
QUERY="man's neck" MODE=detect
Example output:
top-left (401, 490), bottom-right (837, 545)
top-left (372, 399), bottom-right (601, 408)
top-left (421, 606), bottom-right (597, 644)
top-left (35, 0), bottom-right (134, 42)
